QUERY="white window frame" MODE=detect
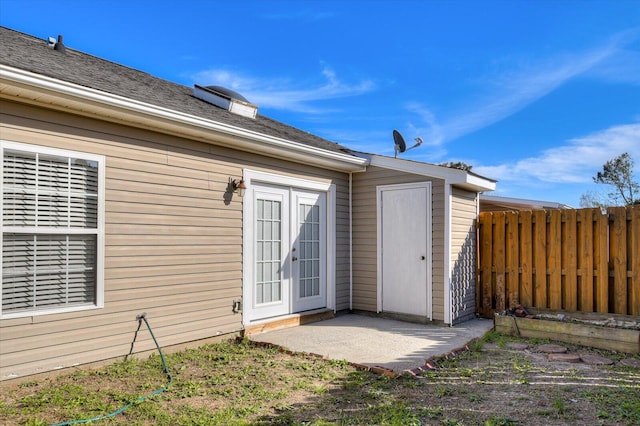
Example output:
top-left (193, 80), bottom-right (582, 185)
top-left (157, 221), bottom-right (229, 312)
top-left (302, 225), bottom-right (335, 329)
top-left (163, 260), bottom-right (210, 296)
top-left (0, 140), bottom-right (105, 319)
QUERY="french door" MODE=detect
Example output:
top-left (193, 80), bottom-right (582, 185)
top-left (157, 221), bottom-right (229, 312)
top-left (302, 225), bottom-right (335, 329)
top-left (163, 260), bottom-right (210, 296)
top-left (250, 184), bottom-right (326, 321)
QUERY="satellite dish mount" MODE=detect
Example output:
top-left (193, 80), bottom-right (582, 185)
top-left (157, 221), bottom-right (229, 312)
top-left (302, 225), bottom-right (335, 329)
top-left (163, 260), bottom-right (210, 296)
top-left (392, 130), bottom-right (423, 158)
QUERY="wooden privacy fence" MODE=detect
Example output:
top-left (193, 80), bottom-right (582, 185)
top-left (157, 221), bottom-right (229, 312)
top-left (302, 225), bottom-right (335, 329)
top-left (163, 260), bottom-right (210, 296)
top-left (476, 206), bottom-right (640, 318)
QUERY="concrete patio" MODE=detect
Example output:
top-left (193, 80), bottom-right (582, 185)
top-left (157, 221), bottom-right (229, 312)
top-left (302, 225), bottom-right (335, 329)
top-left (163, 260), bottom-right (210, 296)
top-left (249, 313), bottom-right (494, 373)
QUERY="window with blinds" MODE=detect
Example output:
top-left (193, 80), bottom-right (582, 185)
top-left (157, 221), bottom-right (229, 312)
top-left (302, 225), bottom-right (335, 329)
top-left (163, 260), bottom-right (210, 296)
top-left (1, 142), bottom-right (104, 318)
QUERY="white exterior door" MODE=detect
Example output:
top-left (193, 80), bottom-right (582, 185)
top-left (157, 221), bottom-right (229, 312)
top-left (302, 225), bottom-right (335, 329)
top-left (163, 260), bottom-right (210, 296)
top-left (252, 186), bottom-right (290, 319)
top-left (248, 183), bottom-right (327, 321)
top-left (378, 183), bottom-right (432, 318)
top-left (292, 190), bottom-right (326, 312)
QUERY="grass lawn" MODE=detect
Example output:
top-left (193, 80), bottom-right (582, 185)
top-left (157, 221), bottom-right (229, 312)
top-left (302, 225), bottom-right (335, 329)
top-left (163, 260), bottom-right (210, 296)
top-left (1, 331), bottom-right (639, 425)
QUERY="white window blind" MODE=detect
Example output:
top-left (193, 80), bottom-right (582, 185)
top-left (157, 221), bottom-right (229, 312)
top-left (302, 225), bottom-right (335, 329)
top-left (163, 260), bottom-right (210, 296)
top-left (1, 143), bottom-right (104, 317)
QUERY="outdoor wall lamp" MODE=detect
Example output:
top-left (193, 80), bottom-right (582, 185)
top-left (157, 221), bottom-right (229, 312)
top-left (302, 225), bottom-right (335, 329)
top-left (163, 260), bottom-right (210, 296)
top-left (231, 178), bottom-right (246, 197)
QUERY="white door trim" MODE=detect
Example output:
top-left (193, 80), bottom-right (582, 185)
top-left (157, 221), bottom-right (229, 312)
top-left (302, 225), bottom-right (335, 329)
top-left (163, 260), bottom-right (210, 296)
top-left (376, 181), bottom-right (432, 319)
top-left (242, 169), bottom-right (336, 325)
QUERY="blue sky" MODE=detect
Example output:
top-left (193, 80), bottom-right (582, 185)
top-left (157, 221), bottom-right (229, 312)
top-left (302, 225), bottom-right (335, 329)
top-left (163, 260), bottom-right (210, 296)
top-left (2, 0), bottom-right (639, 207)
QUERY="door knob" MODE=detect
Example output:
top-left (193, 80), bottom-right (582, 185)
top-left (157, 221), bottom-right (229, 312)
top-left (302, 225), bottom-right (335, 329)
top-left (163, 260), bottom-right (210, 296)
top-left (292, 256), bottom-right (298, 261)
top-left (421, 255), bottom-right (425, 260)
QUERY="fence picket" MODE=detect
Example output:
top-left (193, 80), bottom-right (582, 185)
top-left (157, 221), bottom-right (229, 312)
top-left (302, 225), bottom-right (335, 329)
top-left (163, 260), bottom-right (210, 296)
top-left (612, 207), bottom-right (628, 314)
top-left (594, 210), bottom-right (609, 313)
top-left (506, 211), bottom-right (520, 309)
top-left (563, 210), bottom-right (578, 311)
top-left (494, 212), bottom-right (506, 311)
top-left (479, 212), bottom-right (493, 316)
top-left (579, 208), bottom-right (594, 311)
top-left (533, 210), bottom-right (547, 308)
top-left (548, 210), bottom-right (562, 309)
top-left (631, 207), bottom-right (640, 316)
top-left (520, 211), bottom-right (533, 307)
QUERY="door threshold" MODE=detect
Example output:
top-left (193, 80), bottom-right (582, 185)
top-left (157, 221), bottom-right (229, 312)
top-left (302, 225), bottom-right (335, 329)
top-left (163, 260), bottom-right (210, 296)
top-left (243, 309), bottom-right (335, 336)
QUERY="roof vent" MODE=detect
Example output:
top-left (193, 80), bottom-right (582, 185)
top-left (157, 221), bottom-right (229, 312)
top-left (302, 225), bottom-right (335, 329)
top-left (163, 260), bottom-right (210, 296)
top-left (193, 85), bottom-right (258, 119)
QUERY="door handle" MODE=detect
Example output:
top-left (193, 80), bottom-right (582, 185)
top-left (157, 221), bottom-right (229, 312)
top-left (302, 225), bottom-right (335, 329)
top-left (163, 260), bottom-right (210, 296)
top-left (292, 256), bottom-right (298, 261)
top-left (421, 255), bottom-right (425, 260)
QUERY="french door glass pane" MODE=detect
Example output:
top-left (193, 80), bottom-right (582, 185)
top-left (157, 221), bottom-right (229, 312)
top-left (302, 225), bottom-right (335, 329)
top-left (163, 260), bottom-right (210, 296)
top-left (256, 199), bottom-right (282, 305)
top-left (299, 204), bottom-right (320, 298)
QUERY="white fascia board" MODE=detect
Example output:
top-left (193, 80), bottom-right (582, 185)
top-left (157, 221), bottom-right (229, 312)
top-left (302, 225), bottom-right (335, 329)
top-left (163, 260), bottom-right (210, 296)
top-left (0, 65), bottom-right (368, 172)
top-left (464, 173), bottom-right (496, 192)
top-left (357, 153), bottom-right (496, 192)
top-left (480, 194), bottom-right (571, 209)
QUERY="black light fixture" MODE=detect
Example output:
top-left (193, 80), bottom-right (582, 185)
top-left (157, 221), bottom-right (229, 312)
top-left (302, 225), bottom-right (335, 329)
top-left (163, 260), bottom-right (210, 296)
top-left (231, 178), bottom-right (246, 197)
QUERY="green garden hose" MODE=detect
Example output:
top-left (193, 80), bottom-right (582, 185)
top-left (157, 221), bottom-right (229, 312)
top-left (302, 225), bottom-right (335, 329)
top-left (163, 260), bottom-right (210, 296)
top-left (50, 313), bottom-right (173, 426)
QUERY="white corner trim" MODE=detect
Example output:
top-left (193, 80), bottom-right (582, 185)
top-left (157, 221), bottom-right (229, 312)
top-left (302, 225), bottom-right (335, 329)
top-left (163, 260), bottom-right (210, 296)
top-left (443, 183), bottom-right (453, 325)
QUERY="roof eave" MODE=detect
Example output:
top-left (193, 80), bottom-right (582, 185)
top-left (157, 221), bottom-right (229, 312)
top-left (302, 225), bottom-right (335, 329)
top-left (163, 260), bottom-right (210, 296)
top-left (0, 65), bottom-right (367, 173)
top-left (357, 153), bottom-right (496, 192)
top-left (480, 194), bottom-right (573, 210)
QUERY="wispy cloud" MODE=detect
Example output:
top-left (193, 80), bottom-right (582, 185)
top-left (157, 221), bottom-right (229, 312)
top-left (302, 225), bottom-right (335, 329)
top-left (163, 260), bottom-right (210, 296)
top-left (589, 49), bottom-right (640, 85)
top-left (404, 103), bottom-right (444, 147)
top-left (260, 9), bottom-right (334, 21)
top-left (474, 123), bottom-right (640, 184)
top-left (444, 49), bottom-right (612, 138)
top-left (191, 66), bottom-right (374, 113)
top-left (588, 27), bottom-right (640, 85)
top-left (407, 30), bottom-right (637, 147)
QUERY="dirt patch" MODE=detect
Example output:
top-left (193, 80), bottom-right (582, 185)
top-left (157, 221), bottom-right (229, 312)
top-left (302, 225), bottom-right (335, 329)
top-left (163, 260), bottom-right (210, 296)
top-left (1, 334), bottom-right (639, 425)
top-left (425, 338), bottom-right (640, 425)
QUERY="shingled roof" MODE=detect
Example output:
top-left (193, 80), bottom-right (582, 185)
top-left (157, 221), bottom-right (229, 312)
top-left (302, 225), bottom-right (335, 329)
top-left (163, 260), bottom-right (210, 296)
top-left (0, 26), bottom-right (351, 155)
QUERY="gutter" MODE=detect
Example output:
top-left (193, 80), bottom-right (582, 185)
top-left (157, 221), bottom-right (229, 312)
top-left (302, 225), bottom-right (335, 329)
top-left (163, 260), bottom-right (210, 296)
top-left (0, 65), bottom-right (368, 173)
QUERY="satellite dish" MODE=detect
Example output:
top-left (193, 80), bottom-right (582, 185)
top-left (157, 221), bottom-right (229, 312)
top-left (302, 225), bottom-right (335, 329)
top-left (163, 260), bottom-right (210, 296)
top-left (392, 130), bottom-right (423, 158)
top-left (393, 130), bottom-right (406, 158)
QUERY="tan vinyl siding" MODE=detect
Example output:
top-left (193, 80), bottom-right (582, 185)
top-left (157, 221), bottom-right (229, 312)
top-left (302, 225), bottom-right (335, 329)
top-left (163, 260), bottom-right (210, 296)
top-left (450, 188), bottom-right (478, 323)
top-left (0, 100), bottom-right (350, 379)
top-left (431, 181), bottom-right (445, 321)
top-left (335, 178), bottom-right (352, 311)
top-left (351, 166), bottom-right (446, 320)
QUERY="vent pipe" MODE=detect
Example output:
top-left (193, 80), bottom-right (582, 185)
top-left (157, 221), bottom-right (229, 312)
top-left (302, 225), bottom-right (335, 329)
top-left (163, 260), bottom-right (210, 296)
top-left (54, 35), bottom-right (65, 53)
top-left (48, 34), bottom-right (66, 53)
